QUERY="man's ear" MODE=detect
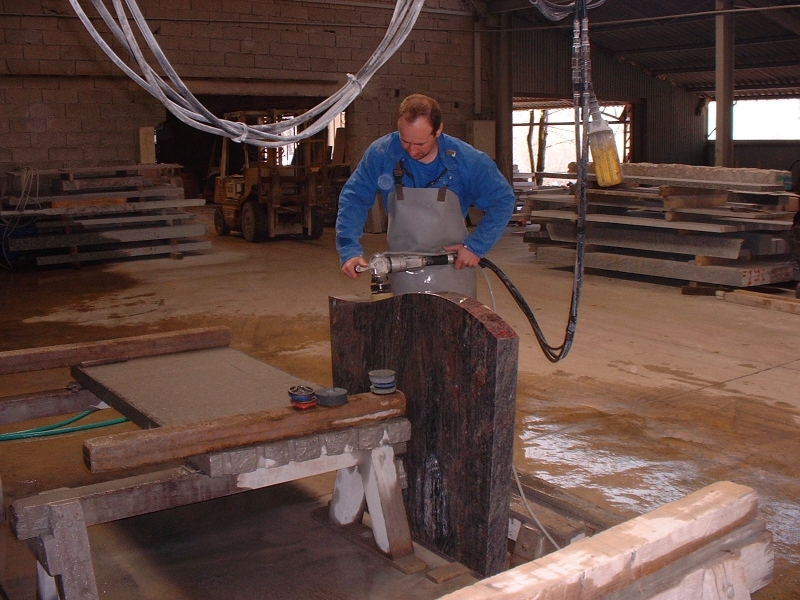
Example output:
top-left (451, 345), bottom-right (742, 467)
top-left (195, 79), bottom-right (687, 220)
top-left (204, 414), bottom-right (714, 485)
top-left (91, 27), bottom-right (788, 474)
top-left (435, 123), bottom-right (444, 138)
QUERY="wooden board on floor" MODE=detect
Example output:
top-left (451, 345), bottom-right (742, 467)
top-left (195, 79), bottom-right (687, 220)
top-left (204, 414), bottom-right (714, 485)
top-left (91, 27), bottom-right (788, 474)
top-left (329, 292), bottom-right (518, 577)
top-left (718, 289), bottom-right (800, 315)
top-left (0, 327), bottom-right (231, 375)
top-left (440, 481), bottom-right (772, 600)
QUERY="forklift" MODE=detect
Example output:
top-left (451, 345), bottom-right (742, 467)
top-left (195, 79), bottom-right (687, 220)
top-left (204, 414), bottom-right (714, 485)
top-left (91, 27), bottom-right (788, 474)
top-left (212, 110), bottom-right (329, 242)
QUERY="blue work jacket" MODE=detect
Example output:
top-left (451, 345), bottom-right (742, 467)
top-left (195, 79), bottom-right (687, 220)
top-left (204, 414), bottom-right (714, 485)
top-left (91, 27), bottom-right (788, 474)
top-left (335, 131), bottom-right (516, 265)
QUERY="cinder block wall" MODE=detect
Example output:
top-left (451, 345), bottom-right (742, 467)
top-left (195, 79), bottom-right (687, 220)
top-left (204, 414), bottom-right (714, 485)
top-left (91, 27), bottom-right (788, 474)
top-left (0, 0), bottom-right (489, 174)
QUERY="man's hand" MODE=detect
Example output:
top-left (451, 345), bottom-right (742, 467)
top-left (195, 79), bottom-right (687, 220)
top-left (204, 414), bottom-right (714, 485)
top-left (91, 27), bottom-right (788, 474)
top-left (443, 244), bottom-right (480, 269)
top-left (342, 256), bottom-right (367, 279)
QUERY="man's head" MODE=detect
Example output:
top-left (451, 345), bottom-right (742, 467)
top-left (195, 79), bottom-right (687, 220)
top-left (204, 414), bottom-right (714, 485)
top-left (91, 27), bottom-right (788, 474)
top-left (397, 94), bottom-right (443, 163)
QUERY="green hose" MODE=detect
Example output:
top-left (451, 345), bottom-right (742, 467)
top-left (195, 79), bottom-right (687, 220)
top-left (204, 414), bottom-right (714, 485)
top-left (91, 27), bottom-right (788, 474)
top-left (0, 410), bottom-right (129, 442)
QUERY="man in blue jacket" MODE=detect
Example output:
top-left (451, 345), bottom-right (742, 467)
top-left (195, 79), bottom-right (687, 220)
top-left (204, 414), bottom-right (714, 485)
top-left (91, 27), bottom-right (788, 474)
top-left (336, 94), bottom-right (516, 298)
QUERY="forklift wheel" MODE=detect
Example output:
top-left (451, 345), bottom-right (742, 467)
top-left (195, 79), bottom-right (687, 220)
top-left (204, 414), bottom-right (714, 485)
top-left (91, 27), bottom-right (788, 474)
top-left (241, 200), bottom-right (266, 243)
top-left (304, 206), bottom-right (324, 240)
top-left (214, 207), bottom-right (230, 236)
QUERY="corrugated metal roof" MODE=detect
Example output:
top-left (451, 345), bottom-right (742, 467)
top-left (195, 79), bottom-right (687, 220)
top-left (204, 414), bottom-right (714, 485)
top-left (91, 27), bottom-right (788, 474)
top-left (488, 0), bottom-right (800, 99)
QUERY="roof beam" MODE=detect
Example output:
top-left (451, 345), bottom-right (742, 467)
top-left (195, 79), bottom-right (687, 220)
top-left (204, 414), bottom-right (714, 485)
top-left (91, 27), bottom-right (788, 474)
top-left (739, 0), bottom-right (800, 37)
top-left (688, 81), bottom-right (800, 93)
top-left (612, 34), bottom-right (797, 57)
top-left (652, 58), bottom-right (800, 75)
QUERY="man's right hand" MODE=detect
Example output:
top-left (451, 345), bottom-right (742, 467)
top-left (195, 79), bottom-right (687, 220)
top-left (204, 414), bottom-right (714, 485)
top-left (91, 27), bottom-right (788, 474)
top-left (342, 256), bottom-right (367, 280)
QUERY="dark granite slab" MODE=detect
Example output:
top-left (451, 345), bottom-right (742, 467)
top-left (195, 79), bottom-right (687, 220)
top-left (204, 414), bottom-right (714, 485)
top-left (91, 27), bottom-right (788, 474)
top-left (329, 292), bottom-right (518, 576)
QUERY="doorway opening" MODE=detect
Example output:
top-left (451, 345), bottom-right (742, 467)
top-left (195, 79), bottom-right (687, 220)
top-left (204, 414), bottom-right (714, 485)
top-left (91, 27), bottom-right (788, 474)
top-left (512, 99), bottom-right (631, 187)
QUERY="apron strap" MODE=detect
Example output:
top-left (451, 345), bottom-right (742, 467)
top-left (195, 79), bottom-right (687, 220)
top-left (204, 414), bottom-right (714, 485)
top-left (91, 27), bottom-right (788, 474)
top-left (393, 162), bottom-right (405, 201)
top-left (437, 186), bottom-right (448, 202)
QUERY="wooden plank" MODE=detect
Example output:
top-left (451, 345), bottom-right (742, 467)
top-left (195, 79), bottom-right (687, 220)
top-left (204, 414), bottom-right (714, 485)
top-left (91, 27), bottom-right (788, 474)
top-left (3, 186), bottom-right (184, 208)
top-left (0, 327), bottom-right (231, 375)
top-left (6, 164), bottom-right (181, 178)
top-left (546, 222), bottom-right (746, 259)
top-left (514, 470), bottom-right (626, 531)
top-left (536, 246), bottom-right (797, 287)
top-left (35, 212), bottom-right (195, 230)
top-left (80, 391), bottom-right (406, 472)
top-left (10, 467), bottom-right (241, 540)
top-left (0, 388), bottom-right (99, 425)
top-left (330, 292), bottom-right (518, 577)
top-left (531, 210), bottom-right (744, 233)
top-left (54, 176), bottom-right (147, 192)
top-left (35, 240), bottom-right (211, 266)
top-left (604, 525), bottom-right (772, 599)
top-left (49, 197), bottom-right (128, 209)
top-left (439, 482), bottom-right (763, 600)
top-left (0, 198), bottom-right (203, 217)
top-left (718, 289), bottom-right (800, 315)
top-left (620, 163), bottom-right (791, 187)
top-left (7, 223), bottom-right (207, 251)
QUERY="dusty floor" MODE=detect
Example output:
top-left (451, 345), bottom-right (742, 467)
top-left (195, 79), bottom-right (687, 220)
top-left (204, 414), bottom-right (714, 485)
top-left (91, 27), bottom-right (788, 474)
top-left (1, 205), bottom-right (799, 598)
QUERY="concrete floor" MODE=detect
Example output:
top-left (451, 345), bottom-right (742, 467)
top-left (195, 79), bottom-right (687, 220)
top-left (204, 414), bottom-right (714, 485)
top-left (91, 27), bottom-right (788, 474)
top-left (1, 205), bottom-right (798, 598)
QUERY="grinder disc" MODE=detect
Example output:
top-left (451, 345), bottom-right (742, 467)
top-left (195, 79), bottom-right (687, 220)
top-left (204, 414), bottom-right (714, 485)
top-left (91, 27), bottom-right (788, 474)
top-left (314, 387), bottom-right (348, 407)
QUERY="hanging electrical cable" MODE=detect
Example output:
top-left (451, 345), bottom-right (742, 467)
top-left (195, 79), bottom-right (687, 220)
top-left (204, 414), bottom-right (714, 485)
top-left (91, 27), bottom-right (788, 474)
top-left (67, 0), bottom-right (425, 147)
top-left (484, 0), bottom-right (597, 363)
top-left (528, 0), bottom-right (606, 22)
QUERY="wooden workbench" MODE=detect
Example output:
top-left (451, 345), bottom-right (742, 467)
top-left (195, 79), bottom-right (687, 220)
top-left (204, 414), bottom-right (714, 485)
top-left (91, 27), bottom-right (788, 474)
top-left (10, 343), bottom-right (413, 600)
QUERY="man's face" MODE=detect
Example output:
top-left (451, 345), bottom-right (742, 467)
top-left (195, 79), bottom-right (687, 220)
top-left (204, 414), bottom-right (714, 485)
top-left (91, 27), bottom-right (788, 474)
top-left (398, 117), bottom-right (443, 164)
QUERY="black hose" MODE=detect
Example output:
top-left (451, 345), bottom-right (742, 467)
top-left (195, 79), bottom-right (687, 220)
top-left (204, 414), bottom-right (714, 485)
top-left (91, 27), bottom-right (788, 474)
top-left (475, 0), bottom-right (589, 363)
top-left (479, 257), bottom-right (581, 363)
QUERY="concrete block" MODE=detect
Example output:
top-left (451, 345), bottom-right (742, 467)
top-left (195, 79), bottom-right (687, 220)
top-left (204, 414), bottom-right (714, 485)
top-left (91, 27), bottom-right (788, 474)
top-left (358, 425), bottom-right (385, 450)
top-left (39, 60), bottom-right (74, 76)
top-left (269, 42), bottom-right (298, 58)
top-left (225, 53), bottom-right (255, 69)
top-left (324, 46), bottom-right (351, 61)
top-left (280, 30), bottom-right (309, 46)
top-left (280, 4), bottom-right (309, 19)
top-left (5, 58), bottom-right (40, 75)
top-left (260, 441), bottom-right (291, 468)
top-left (291, 436), bottom-right (322, 462)
top-left (32, 132), bottom-right (65, 149)
top-left (323, 430), bottom-right (359, 456)
top-left (66, 132), bottom-right (102, 148)
top-left (48, 145), bottom-right (85, 163)
top-left (180, 37), bottom-right (210, 52)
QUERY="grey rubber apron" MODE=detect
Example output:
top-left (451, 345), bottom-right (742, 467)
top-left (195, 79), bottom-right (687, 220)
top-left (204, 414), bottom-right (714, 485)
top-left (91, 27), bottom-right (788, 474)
top-left (386, 176), bottom-right (477, 298)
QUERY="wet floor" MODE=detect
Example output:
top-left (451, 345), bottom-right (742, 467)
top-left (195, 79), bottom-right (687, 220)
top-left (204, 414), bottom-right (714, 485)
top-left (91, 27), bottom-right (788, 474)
top-left (1, 206), bottom-right (799, 597)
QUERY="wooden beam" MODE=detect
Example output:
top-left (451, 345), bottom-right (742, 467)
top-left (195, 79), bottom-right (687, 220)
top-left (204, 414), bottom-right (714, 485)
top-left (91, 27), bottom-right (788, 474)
top-left (717, 289), bottom-right (800, 315)
top-left (0, 327), bottom-right (231, 375)
top-left (440, 482), bottom-right (767, 599)
top-left (716, 0), bottom-right (735, 167)
top-left (81, 391), bottom-right (406, 472)
top-left (0, 388), bottom-right (99, 425)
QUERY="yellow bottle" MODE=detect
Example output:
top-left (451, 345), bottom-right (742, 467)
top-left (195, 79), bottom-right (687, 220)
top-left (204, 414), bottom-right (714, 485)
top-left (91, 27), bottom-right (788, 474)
top-left (587, 118), bottom-right (623, 187)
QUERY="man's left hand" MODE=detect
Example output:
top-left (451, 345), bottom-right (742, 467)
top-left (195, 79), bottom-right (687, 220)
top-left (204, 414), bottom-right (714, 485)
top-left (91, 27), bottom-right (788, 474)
top-left (443, 243), bottom-right (480, 269)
